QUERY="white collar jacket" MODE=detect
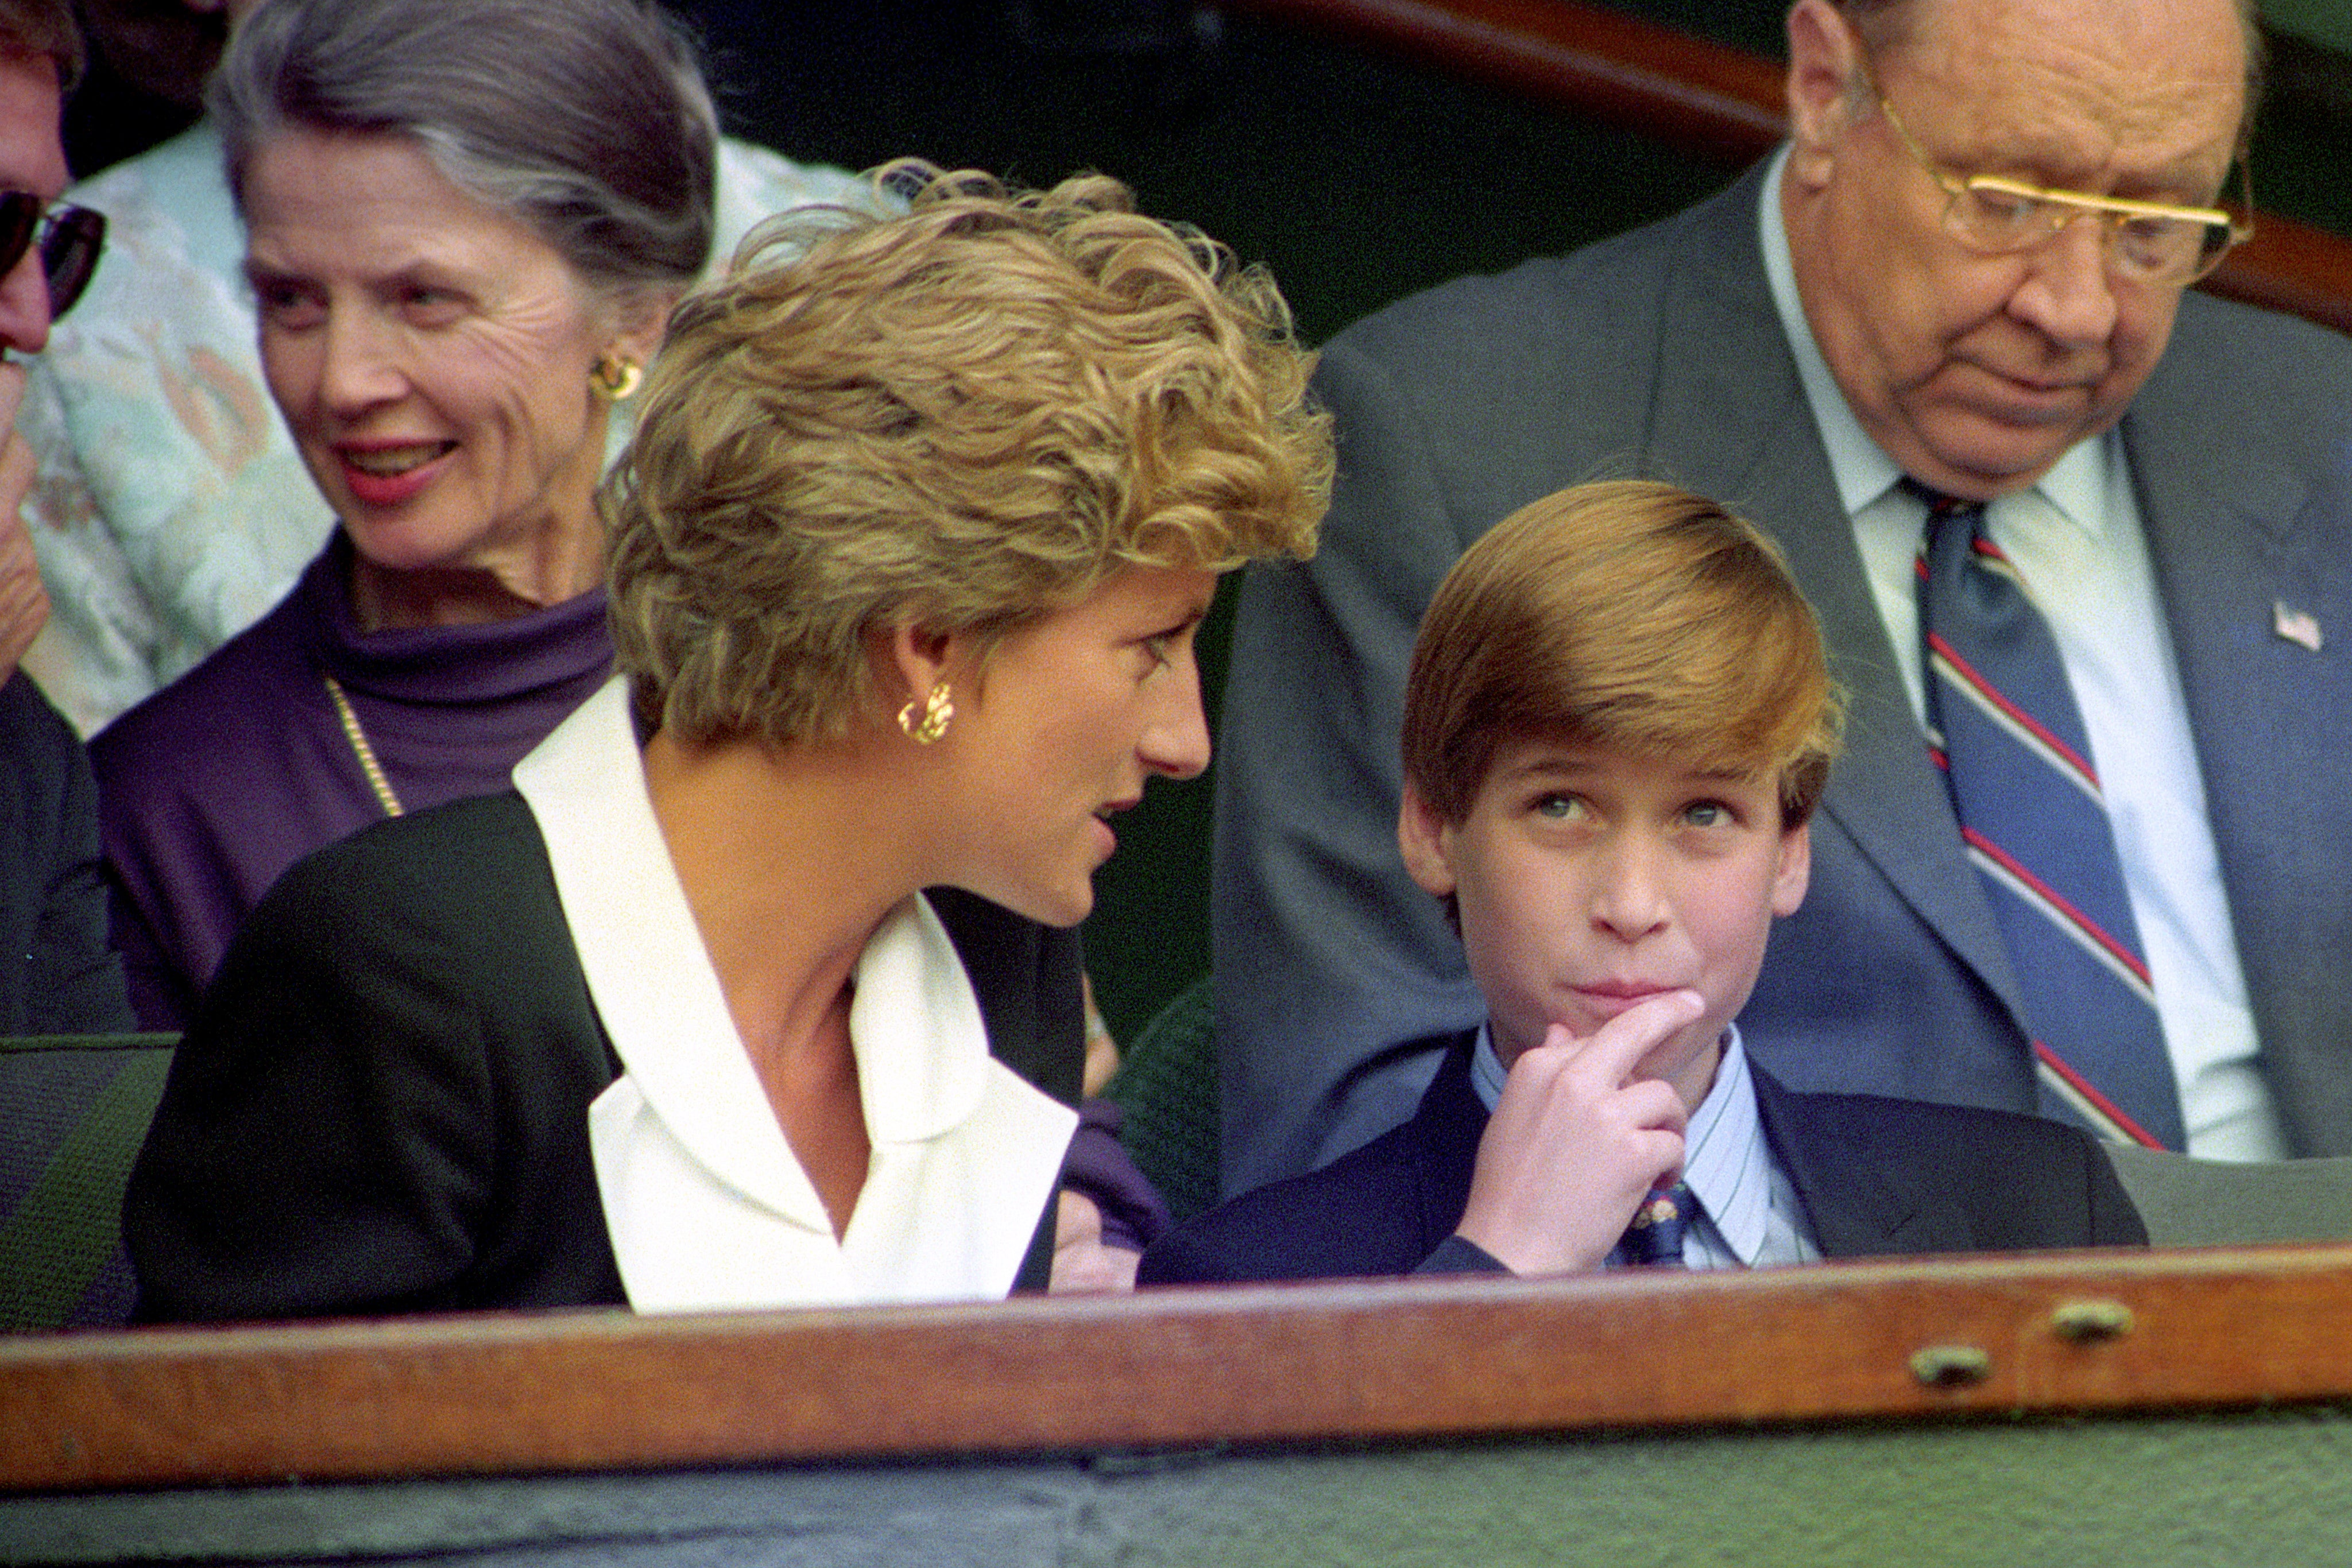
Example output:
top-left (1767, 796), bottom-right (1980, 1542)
top-left (514, 679), bottom-right (1078, 1313)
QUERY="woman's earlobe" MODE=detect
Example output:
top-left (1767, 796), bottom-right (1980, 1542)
top-left (881, 621), bottom-right (965, 728)
top-left (614, 285), bottom-right (679, 364)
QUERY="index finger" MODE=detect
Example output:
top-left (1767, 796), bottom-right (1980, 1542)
top-left (1552, 989), bottom-right (1706, 1089)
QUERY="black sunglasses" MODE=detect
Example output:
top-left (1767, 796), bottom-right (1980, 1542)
top-left (0, 191), bottom-right (105, 320)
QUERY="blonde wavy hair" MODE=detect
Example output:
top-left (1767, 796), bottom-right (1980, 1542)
top-left (604, 161), bottom-right (1330, 746)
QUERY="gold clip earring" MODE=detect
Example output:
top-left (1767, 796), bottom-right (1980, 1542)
top-left (591, 354), bottom-right (644, 401)
top-left (897, 679), bottom-right (953, 744)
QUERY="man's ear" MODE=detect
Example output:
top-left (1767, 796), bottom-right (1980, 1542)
top-left (1784, 0), bottom-right (1864, 189)
top-left (1397, 781), bottom-right (1459, 899)
top-left (1771, 819), bottom-right (1813, 917)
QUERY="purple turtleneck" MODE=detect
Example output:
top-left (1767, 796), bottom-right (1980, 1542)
top-left (91, 532), bottom-right (613, 1029)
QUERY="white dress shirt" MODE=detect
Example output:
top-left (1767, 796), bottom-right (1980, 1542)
top-left (512, 678), bottom-right (1078, 1313)
top-left (1757, 151), bottom-right (2284, 1160)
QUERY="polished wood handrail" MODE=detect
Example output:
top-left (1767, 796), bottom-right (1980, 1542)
top-left (8, 1246), bottom-right (2352, 1493)
top-left (1222, 0), bottom-right (2352, 336)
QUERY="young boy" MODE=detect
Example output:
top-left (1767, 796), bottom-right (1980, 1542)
top-left (1143, 481), bottom-right (2143, 1282)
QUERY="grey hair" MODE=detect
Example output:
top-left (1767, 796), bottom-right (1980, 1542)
top-left (211, 0), bottom-right (718, 293)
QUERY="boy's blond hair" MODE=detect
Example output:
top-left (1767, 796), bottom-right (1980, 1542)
top-left (1402, 480), bottom-right (1842, 826)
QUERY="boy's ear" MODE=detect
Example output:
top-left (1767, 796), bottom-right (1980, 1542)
top-left (1771, 820), bottom-right (1812, 917)
top-left (1396, 781), bottom-right (1459, 899)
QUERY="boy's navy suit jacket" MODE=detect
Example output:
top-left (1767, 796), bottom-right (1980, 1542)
top-left (1140, 1031), bottom-right (2146, 1285)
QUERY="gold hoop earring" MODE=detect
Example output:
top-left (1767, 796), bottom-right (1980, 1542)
top-left (591, 354), bottom-right (644, 401)
top-left (897, 679), bottom-right (953, 744)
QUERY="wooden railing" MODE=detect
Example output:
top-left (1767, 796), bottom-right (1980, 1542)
top-left (7, 1246), bottom-right (2352, 1493)
top-left (1223, 0), bottom-right (2352, 336)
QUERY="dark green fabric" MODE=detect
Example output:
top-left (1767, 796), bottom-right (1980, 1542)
top-left (2103, 1145), bottom-right (2352, 1247)
top-left (0, 1034), bottom-right (176, 1331)
top-left (18, 1405), bottom-right (2352, 1565)
top-left (1104, 977), bottom-right (1220, 1223)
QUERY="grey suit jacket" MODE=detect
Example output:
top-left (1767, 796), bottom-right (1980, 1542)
top-left (1214, 161), bottom-right (2352, 1190)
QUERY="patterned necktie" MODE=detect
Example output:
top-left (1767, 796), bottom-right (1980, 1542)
top-left (1620, 1180), bottom-right (1695, 1268)
top-left (1912, 481), bottom-right (2185, 1149)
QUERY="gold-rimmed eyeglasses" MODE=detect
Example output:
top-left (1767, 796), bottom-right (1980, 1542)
top-left (1874, 91), bottom-right (2251, 286)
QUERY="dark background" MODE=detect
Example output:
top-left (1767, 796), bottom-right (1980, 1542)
top-left (65, 0), bottom-right (2352, 1046)
top-left (678, 0), bottom-right (1748, 1044)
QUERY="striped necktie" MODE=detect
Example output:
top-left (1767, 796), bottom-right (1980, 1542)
top-left (1912, 481), bottom-right (2185, 1149)
top-left (1620, 1180), bottom-right (1695, 1268)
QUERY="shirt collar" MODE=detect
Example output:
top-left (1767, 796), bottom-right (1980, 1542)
top-left (1681, 1027), bottom-right (1774, 1265)
top-left (512, 677), bottom-right (1077, 1311)
top-left (1759, 147), bottom-right (1899, 520)
top-left (1471, 1020), bottom-right (1511, 1109)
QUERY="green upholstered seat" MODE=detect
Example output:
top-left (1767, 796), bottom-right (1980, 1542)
top-left (1105, 975), bottom-right (1221, 1225)
top-left (0, 1033), bottom-right (176, 1331)
top-left (2103, 1143), bottom-right (2352, 1248)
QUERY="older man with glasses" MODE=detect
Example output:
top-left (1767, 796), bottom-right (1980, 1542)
top-left (0, 0), bottom-right (125, 1033)
top-left (1216, 0), bottom-right (2352, 1196)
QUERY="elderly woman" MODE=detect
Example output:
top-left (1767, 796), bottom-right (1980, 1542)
top-left (88, 0), bottom-right (716, 1029)
top-left (125, 164), bottom-right (1329, 1321)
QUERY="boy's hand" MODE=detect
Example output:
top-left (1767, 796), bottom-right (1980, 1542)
top-left (1450, 990), bottom-right (1705, 1277)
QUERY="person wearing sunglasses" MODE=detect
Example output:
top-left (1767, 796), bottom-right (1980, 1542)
top-left (0, 189), bottom-right (96, 320)
top-left (0, 0), bottom-right (128, 1035)
top-left (1213, 0), bottom-right (2352, 1201)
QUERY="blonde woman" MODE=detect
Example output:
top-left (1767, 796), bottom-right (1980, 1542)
top-left (127, 164), bottom-right (1330, 1322)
